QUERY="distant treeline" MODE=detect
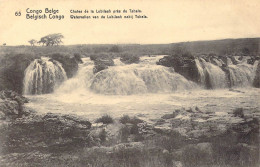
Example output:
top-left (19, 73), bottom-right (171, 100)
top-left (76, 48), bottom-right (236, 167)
top-left (1, 38), bottom-right (259, 57)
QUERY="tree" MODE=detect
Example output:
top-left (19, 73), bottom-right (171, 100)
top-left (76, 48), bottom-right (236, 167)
top-left (242, 47), bottom-right (250, 55)
top-left (28, 39), bottom-right (37, 46)
top-left (38, 33), bottom-right (64, 46)
top-left (109, 45), bottom-right (120, 52)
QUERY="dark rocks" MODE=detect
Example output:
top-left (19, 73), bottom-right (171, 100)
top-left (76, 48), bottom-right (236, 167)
top-left (0, 54), bottom-right (40, 94)
top-left (0, 90), bottom-right (29, 119)
top-left (49, 53), bottom-right (80, 78)
top-left (253, 61), bottom-right (260, 88)
top-left (157, 54), bottom-right (260, 90)
top-left (93, 58), bottom-right (114, 74)
top-left (73, 53), bottom-right (83, 64)
top-left (0, 112), bottom-right (92, 153)
top-left (157, 54), bottom-right (200, 83)
top-left (161, 112), bottom-right (176, 119)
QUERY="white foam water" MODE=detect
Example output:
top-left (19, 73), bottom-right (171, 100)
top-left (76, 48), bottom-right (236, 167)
top-left (23, 57), bottom-right (67, 95)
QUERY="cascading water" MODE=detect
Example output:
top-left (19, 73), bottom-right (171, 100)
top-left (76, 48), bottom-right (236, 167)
top-left (23, 55), bottom-right (260, 122)
top-left (56, 56), bottom-right (197, 95)
top-left (55, 57), bottom-right (94, 93)
top-left (228, 61), bottom-right (258, 87)
top-left (25, 55), bottom-right (259, 96)
top-left (23, 57), bottom-right (67, 95)
top-left (194, 57), bottom-right (258, 89)
top-left (195, 58), bottom-right (228, 89)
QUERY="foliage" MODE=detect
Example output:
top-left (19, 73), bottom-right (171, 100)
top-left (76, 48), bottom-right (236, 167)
top-left (28, 39), bottom-right (37, 46)
top-left (119, 115), bottom-right (143, 125)
top-left (233, 108), bottom-right (244, 118)
top-left (38, 33), bottom-right (64, 46)
top-left (95, 114), bottom-right (114, 124)
top-left (120, 52), bottom-right (140, 64)
top-left (109, 45), bottom-right (121, 52)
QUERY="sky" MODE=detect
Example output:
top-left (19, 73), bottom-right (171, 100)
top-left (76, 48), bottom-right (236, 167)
top-left (0, 0), bottom-right (260, 45)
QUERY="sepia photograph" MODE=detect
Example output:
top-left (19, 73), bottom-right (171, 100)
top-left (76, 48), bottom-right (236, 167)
top-left (0, 0), bottom-right (259, 166)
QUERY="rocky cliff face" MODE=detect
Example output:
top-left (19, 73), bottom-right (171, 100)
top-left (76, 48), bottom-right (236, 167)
top-left (0, 54), bottom-right (40, 94)
top-left (0, 53), bottom-right (83, 94)
top-left (48, 53), bottom-right (81, 78)
top-left (0, 90), bottom-right (29, 120)
top-left (156, 54), bottom-right (200, 83)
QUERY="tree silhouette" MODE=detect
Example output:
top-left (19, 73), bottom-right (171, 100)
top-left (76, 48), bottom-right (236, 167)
top-left (38, 33), bottom-right (64, 46)
top-left (28, 39), bottom-right (37, 46)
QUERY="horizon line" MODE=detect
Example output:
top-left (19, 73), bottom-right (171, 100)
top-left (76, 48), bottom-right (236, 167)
top-left (2, 37), bottom-right (260, 47)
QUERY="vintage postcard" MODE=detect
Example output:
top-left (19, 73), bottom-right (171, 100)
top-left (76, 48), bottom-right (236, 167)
top-left (0, 0), bottom-right (259, 166)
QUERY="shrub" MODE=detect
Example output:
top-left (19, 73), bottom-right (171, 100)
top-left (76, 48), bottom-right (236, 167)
top-left (95, 114), bottom-right (114, 124)
top-left (73, 53), bottom-right (83, 63)
top-left (119, 115), bottom-right (131, 124)
top-left (120, 53), bottom-right (140, 64)
top-left (233, 108), bottom-right (244, 118)
top-left (119, 115), bottom-right (143, 125)
top-left (109, 45), bottom-right (121, 53)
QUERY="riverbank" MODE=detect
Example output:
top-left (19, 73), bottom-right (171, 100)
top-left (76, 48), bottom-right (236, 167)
top-left (0, 90), bottom-right (259, 167)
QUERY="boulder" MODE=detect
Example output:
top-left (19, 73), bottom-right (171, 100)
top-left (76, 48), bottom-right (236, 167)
top-left (49, 53), bottom-right (80, 78)
top-left (0, 112), bottom-right (92, 153)
top-left (93, 58), bottom-right (114, 73)
top-left (0, 90), bottom-right (29, 119)
top-left (156, 54), bottom-right (200, 83)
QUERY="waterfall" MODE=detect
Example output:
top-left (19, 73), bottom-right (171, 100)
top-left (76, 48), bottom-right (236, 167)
top-left (43, 55), bottom-right (258, 96)
top-left (23, 57), bottom-right (67, 95)
top-left (228, 61), bottom-right (258, 87)
top-left (90, 65), bottom-right (197, 95)
top-left (194, 57), bottom-right (258, 89)
top-left (55, 56), bottom-right (197, 95)
top-left (195, 58), bottom-right (228, 89)
top-left (55, 57), bottom-right (94, 93)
